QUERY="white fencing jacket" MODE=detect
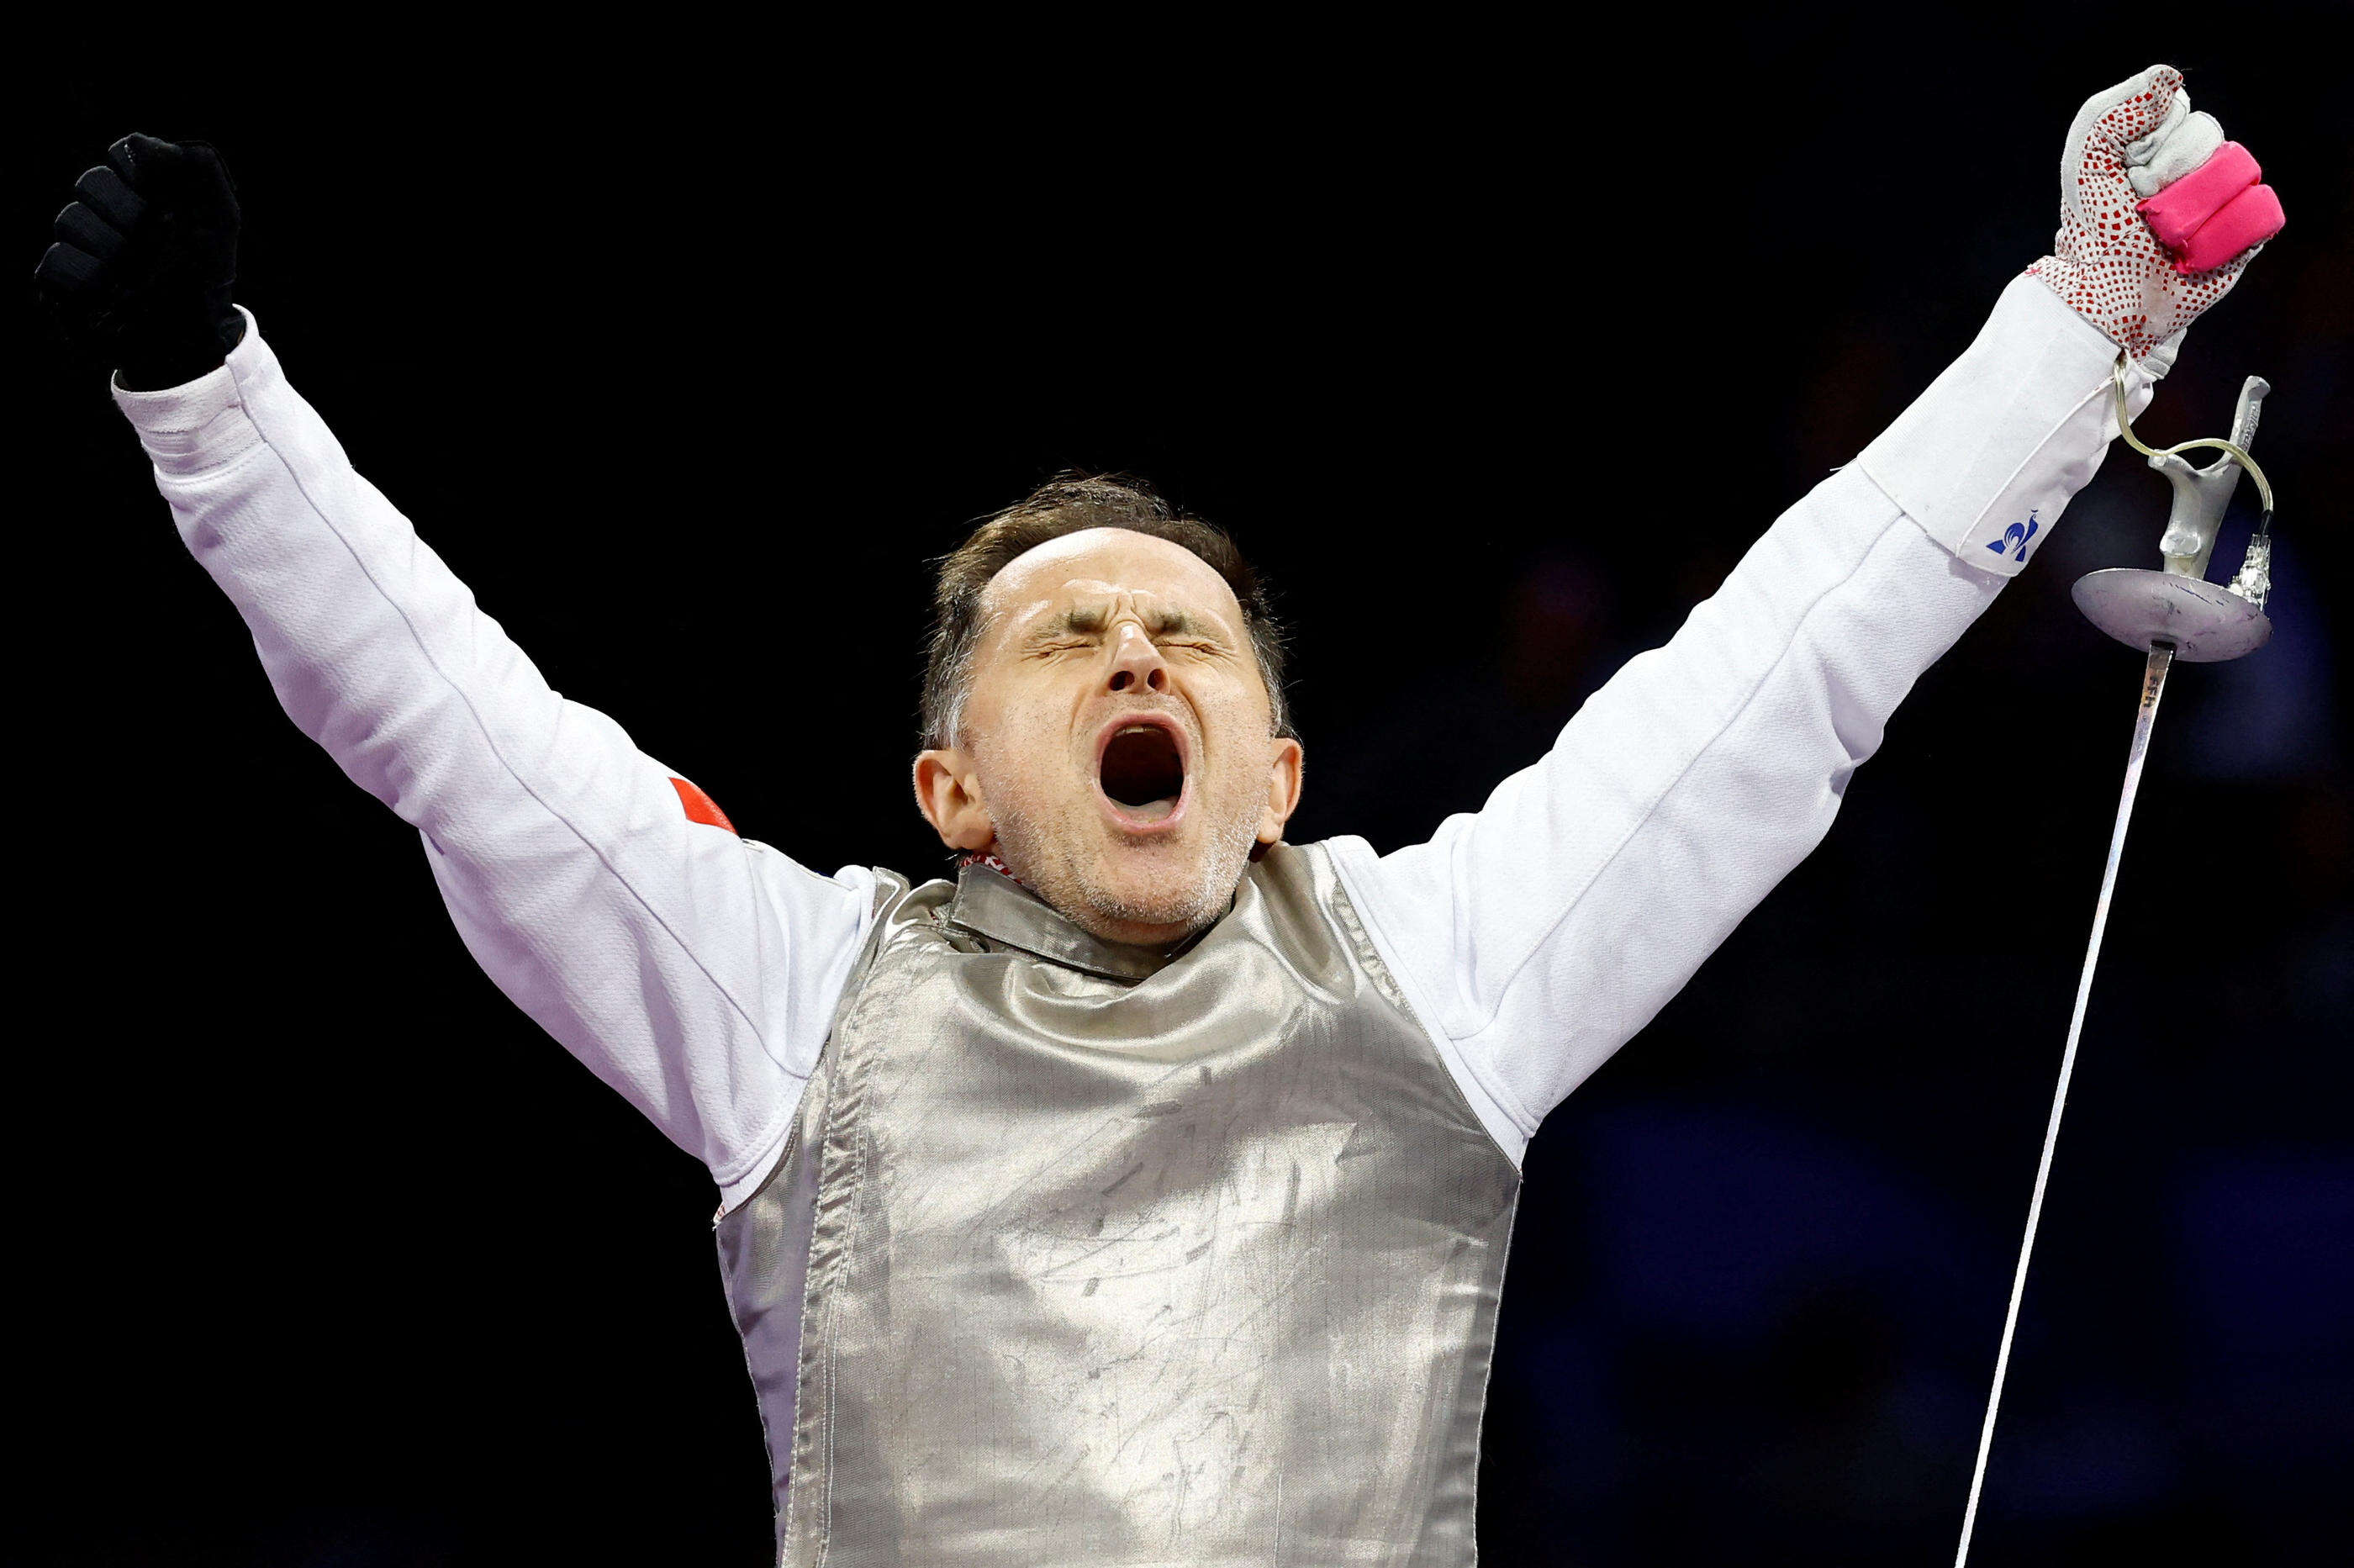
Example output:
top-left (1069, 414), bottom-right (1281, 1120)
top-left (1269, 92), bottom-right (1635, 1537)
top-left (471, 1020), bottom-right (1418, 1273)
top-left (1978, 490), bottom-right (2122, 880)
top-left (113, 275), bottom-right (2165, 1209)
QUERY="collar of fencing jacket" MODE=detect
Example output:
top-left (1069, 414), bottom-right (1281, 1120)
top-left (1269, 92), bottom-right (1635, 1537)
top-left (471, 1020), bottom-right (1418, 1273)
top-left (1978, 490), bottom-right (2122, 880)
top-left (942, 859), bottom-right (1222, 982)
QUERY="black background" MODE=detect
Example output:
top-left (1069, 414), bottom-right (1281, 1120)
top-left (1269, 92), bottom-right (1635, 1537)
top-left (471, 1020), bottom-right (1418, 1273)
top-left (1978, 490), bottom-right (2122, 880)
top-left (19, 8), bottom-right (2350, 1565)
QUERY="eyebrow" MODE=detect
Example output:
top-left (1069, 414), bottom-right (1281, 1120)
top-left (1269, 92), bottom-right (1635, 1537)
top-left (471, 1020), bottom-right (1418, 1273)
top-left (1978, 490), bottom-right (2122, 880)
top-left (1028, 603), bottom-right (1210, 641)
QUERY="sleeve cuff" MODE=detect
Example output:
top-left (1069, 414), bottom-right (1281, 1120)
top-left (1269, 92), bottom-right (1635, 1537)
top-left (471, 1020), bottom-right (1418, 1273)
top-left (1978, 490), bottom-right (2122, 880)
top-left (109, 304), bottom-right (272, 473)
top-left (1854, 274), bottom-right (2178, 578)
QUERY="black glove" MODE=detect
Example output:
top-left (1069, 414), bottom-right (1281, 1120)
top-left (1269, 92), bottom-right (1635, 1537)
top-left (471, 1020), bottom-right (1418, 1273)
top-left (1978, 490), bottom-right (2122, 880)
top-left (34, 134), bottom-right (245, 390)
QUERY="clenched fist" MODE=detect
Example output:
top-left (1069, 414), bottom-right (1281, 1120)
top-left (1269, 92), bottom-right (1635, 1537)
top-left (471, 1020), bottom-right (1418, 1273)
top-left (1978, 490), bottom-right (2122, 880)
top-left (34, 134), bottom-right (245, 390)
top-left (2029, 66), bottom-right (2285, 362)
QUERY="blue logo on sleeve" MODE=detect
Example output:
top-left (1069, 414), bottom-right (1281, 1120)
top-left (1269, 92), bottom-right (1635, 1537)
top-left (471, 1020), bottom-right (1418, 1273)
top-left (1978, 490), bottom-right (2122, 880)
top-left (1987, 510), bottom-right (2041, 562)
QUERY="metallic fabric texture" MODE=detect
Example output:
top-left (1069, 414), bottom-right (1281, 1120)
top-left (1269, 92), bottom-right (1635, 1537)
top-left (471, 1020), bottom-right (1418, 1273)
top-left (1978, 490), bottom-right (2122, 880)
top-left (716, 842), bottom-right (1522, 1566)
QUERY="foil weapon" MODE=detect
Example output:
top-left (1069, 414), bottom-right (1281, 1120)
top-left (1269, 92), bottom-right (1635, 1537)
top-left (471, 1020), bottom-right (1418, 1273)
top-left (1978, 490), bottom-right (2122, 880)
top-left (1953, 361), bottom-right (2279, 1567)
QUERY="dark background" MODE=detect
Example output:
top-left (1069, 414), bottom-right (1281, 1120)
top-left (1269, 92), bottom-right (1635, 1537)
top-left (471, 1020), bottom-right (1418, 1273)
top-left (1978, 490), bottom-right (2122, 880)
top-left (18, 8), bottom-right (2349, 1565)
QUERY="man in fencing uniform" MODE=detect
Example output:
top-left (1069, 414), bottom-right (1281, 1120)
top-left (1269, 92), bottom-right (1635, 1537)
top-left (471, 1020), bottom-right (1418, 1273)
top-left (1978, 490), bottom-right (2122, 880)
top-left (35, 64), bottom-right (2284, 1566)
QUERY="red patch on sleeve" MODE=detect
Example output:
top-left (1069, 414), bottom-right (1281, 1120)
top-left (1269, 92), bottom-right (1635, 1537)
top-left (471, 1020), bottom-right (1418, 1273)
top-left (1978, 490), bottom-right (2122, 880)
top-left (669, 775), bottom-right (736, 833)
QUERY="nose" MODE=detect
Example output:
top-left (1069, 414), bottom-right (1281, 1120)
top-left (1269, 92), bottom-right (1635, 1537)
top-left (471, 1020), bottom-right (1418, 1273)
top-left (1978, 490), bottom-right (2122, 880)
top-left (1105, 620), bottom-right (1169, 697)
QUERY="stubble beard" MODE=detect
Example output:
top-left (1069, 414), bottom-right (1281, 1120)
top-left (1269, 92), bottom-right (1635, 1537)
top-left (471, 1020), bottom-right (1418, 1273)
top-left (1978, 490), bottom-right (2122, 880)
top-left (991, 788), bottom-right (1262, 944)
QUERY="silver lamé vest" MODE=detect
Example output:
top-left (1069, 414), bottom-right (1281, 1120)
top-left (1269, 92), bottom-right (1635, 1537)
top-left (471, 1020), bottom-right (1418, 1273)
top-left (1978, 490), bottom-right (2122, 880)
top-left (715, 842), bottom-right (1522, 1566)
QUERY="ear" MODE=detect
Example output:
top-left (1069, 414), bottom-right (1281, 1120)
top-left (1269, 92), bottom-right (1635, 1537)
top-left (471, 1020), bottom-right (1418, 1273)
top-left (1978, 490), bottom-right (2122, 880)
top-left (1255, 735), bottom-right (1305, 847)
top-left (914, 747), bottom-right (996, 852)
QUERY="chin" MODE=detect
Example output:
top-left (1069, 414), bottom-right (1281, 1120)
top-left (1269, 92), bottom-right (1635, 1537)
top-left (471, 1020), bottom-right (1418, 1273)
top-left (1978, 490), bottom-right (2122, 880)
top-left (1082, 864), bottom-right (1217, 938)
top-left (995, 791), bottom-right (1259, 946)
top-left (1076, 833), bottom-right (1252, 942)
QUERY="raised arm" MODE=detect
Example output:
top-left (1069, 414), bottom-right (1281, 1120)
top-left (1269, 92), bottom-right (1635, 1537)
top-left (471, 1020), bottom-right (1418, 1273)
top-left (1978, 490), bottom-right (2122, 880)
top-left (1324, 66), bottom-right (2283, 1163)
top-left (42, 137), bottom-right (870, 1209)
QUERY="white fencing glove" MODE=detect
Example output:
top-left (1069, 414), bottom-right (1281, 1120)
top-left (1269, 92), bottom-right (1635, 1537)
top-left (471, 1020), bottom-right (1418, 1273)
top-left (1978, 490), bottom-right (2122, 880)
top-left (2026, 65), bottom-right (2284, 363)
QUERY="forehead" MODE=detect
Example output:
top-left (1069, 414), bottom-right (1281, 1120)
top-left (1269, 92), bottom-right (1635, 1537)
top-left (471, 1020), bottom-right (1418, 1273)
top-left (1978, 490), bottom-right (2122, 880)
top-left (980, 527), bottom-right (1243, 624)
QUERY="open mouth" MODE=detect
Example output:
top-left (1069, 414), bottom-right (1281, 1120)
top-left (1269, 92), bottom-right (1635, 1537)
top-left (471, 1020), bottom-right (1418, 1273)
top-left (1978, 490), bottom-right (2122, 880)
top-left (1097, 719), bottom-right (1189, 827)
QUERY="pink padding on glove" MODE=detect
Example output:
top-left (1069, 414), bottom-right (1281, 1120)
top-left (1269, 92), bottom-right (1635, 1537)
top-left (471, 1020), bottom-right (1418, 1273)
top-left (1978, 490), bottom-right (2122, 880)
top-left (2137, 140), bottom-right (2261, 247)
top-left (2177, 183), bottom-right (2285, 274)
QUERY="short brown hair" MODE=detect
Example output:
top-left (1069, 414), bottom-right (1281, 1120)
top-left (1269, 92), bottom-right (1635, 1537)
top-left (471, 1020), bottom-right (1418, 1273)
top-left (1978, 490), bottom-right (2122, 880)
top-left (920, 473), bottom-right (1292, 749)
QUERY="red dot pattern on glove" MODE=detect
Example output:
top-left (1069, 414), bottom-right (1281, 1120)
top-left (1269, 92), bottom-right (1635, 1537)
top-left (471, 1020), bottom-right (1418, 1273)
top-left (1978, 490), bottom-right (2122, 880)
top-left (2024, 67), bottom-right (2270, 362)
